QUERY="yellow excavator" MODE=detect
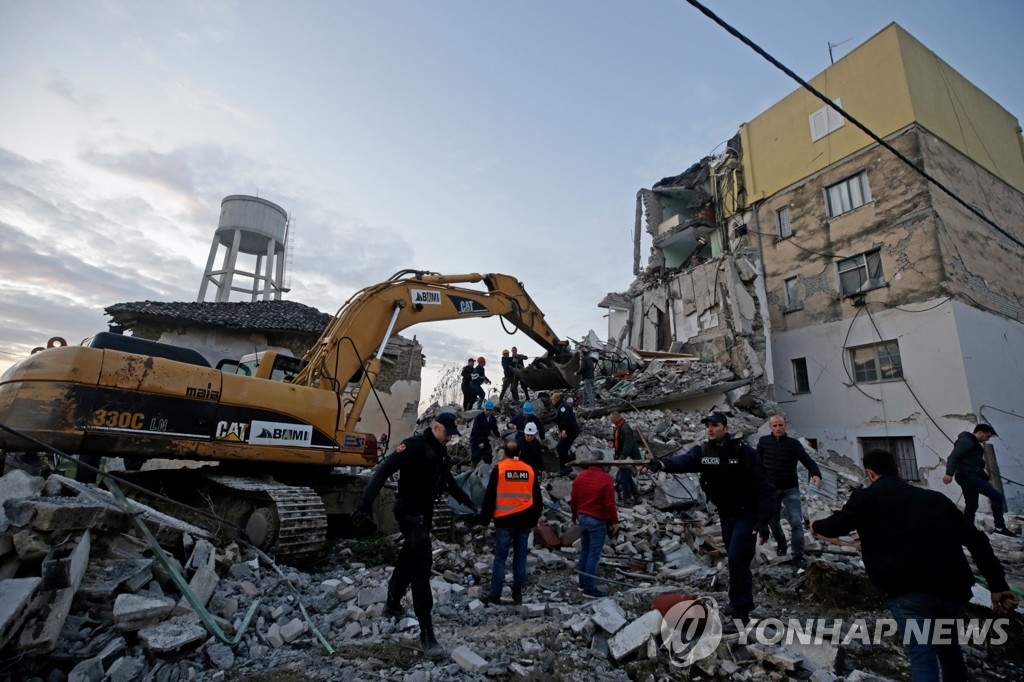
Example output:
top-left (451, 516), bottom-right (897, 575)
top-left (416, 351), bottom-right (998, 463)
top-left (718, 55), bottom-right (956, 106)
top-left (0, 270), bottom-right (574, 560)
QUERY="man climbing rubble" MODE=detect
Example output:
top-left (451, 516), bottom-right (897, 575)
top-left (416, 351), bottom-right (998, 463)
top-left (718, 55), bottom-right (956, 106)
top-left (643, 411), bottom-right (775, 625)
top-left (552, 391), bottom-right (581, 476)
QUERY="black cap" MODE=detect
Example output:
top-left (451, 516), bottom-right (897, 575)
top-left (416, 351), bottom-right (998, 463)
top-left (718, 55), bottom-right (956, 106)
top-left (434, 412), bottom-right (461, 436)
top-left (975, 423), bottom-right (998, 437)
top-left (700, 411), bottom-right (728, 426)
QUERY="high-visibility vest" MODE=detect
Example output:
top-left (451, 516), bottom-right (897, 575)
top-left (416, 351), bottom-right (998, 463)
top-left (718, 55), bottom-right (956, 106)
top-left (495, 457), bottom-right (534, 517)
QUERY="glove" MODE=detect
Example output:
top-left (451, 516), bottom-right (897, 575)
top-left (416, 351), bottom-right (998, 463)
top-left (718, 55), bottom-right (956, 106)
top-left (646, 458), bottom-right (664, 473)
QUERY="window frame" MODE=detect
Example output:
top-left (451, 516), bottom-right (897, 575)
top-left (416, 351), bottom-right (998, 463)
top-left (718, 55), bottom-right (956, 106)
top-left (776, 206), bottom-right (792, 239)
top-left (837, 248), bottom-right (885, 297)
top-left (825, 171), bottom-right (872, 217)
top-left (792, 357), bottom-right (810, 394)
top-left (848, 340), bottom-right (904, 384)
top-left (860, 436), bottom-right (920, 481)
top-left (810, 98), bottom-right (844, 141)
top-left (783, 276), bottom-right (802, 312)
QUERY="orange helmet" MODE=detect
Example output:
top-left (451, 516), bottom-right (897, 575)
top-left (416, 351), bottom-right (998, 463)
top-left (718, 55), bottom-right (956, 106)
top-left (477, 356), bottom-right (486, 365)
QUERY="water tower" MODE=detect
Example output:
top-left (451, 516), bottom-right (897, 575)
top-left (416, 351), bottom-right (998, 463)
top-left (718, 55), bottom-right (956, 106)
top-left (197, 195), bottom-right (291, 302)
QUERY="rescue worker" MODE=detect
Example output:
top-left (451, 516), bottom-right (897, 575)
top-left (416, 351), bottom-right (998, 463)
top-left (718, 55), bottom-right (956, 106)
top-left (470, 400), bottom-right (500, 465)
top-left (577, 347), bottom-right (597, 405)
top-left (509, 401), bottom-right (544, 438)
top-left (515, 421), bottom-right (545, 475)
top-left (609, 410), bottom-right (641, 504)
top-left (511, 346), bottom-right (531, 400)
top-left (571, 459), bottom-right (619, 597)
top-left (644, 412), bottom-right (775, 624)
top-left (498, 349), bottom-right (517, 403)
top-left (460, 358), bottom-right (476, 411)
top-left (552, 391), bottom-right (580, 476)
top-left (479, 440), bottom-right (543, 605)
top-left (470, 356), bottom-right (490, 409)
top-left (351, 412), bottom-right (476, 661)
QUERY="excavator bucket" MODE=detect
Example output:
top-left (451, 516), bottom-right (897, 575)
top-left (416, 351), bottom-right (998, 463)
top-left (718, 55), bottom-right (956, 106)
top-left (516, 352), bottom-right (579, 391)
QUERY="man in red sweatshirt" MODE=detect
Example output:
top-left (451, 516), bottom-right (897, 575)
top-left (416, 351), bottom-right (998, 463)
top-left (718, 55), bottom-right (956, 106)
top-left (570, 462), bottom-right (619, 597)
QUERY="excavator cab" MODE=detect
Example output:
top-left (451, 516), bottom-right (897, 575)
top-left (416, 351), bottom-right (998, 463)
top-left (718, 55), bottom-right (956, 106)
top-left (218, 351), bottom-right (301, 382)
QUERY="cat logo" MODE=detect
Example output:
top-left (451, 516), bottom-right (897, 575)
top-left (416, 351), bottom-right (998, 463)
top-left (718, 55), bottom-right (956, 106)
top-left (701, 456), bottom-right (720, 465)
top-left (411, 289), bottom-right (442, 305)
top-left (215, 421), bottom-right (249, 441)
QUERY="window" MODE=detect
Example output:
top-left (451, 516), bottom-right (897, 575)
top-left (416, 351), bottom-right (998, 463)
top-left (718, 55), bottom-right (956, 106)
top-left (809, 99), bottom-right (844, 141)
top-left (784, 277), bottom-right (802, 311)
top-left (838, 249), bottom-right (884, 296)
top-left (849, 340), bottom-right (903, 383)
top-left (776, 206), bottom-right (792, 238)
top-left (792, 358), bottom-right (810, 394)
top-left (860, 436), bottom-right (919, 481)
top-left (825, 172), bottom-right (871, 216)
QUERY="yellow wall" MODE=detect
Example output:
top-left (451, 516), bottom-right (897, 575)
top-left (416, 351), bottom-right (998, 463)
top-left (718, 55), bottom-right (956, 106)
top-left (739, 23), bottom-right (1024, 203)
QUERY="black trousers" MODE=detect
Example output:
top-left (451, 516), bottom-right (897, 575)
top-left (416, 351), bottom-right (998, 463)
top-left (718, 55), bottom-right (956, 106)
top-left (389, 518), bottom-right (434, 626)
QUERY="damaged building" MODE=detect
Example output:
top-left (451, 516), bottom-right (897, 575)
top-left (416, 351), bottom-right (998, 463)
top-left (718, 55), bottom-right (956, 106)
top-left (603, 22), bottom-right (1024, 511)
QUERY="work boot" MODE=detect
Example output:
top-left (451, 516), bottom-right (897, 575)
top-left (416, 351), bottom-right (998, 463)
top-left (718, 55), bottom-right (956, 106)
top-left (384, 595), bottom-right (406, 620)
top-left (420, 625), bottom-right (445, 660)
top-left (512, 588), bottom-right (523, 605)
top-left (994, 527), bottom-right (1020, 537)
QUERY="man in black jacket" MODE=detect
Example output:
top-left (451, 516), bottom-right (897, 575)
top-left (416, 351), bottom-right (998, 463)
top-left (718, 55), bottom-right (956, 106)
top-left (353, 412), bottom-right (476, 661)
top-left (460, 358), bottom-right (476, 411)
top-left (552, 391), bottom-right (580, 476)
top-left (813, 448), bottom-right (1018, 682)
top-left (757, 415), bottom-right (823, 564)
top-left (942, 424), bottom-right (1016, 536)
top-left (645, 412), bottom-right (775, 622)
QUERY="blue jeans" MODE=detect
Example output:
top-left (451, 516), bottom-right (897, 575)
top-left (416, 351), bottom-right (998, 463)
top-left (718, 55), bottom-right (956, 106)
top-left (720, 513), bottom-right (757, 616)
top-left (615, 467), bottom-right (638, 500)
top-left (577, 514), bottom-right (607, 592)
top-left (958, 474), bottom-right (1006, 529)
top-left (489, 526), bottom-right (531, 599)
top-left (887, 593), bottom-right (968, 682)
top-left (768, 487), bottom-right (805, 556)
top-left (582, 378), bottom-right (595, 405)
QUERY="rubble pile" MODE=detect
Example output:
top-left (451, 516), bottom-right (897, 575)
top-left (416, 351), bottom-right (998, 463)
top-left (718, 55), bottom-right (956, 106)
top-left (2, 393), bottom-right (1023, 680)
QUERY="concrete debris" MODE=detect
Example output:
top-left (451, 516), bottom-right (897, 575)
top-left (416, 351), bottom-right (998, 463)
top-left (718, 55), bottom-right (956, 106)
top-left (1, 370), bottom-right (1022, 681)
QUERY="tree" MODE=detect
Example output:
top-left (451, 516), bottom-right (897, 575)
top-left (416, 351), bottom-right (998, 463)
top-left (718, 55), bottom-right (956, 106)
top-left (429, 363), bottom-right (463, 407)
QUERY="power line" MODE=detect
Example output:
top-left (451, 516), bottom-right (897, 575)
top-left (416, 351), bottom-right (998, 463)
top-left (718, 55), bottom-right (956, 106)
top-left (683, 0), bottom-right (1024, 251)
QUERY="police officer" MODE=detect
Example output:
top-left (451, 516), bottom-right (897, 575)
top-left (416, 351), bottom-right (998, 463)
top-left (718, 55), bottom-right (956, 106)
top-left (645, 412), bottom-right (775, 623)
top-left (352, 412), bottom-right (475, 660)
top-left (479, 440), bottom-right (543, 605)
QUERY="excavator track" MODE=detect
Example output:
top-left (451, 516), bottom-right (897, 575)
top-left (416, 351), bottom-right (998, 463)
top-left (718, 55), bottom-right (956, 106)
top-left (204, 474), bottom-right (328, 563)
top-left (113, 469), bottom-right (328, 564)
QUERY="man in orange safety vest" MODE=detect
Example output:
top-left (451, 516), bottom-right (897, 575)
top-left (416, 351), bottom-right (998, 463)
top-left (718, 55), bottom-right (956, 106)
top-left (479, 440), bottom-right (543, 605)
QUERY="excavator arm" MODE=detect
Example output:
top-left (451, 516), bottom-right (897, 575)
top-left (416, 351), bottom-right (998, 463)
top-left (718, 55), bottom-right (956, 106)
top-left (294, 270), bottom-right (571, 433)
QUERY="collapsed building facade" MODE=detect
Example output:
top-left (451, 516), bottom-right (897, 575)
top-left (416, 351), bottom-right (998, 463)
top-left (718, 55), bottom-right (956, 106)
top-left (602, 23), bottom-right (1024, 510)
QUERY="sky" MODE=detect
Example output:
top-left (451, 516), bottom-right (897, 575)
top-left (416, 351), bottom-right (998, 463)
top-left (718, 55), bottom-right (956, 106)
top-left (2, 0), bottom-right (1023, 409)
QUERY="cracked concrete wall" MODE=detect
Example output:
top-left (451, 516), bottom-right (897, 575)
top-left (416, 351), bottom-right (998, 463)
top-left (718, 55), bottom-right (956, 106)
top-left (756, 126), bottom-right (1024, 510)
top-left (624, 252), bottom-right (768, 384)
top-left (760, 127), bottom-right (945, 333)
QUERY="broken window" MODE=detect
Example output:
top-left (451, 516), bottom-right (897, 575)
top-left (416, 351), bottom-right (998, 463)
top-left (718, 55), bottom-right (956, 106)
top-left (837, 249), bottom-right (884, 296)
top-left (809, 98), bottom-right (844, 141)
top-left (860, 436), bottom-right (919, 481)
top-left (849, 340), bottom-right (903, 383)
top-left (825, 171), bottom-right (871, 217)
top-left (776, 206), bottom-right (792, 238)
top-left (784, 277), bottom-right (802, 311)
top-left (792, 357), bottom-right (810, 394)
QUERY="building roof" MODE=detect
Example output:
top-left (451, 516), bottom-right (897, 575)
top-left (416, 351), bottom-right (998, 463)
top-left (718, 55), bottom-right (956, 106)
top-left (105, 300), bottom-right (332, 334)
